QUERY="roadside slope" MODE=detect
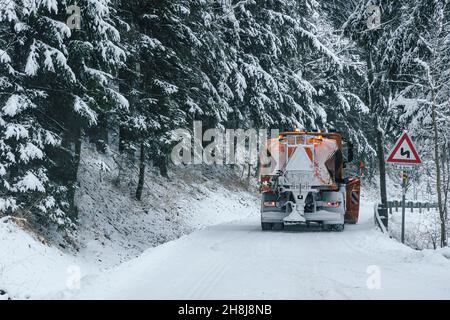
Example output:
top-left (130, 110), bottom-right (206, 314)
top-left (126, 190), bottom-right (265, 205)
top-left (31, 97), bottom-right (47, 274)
top-left (73, 145), bottom-right (260, 267)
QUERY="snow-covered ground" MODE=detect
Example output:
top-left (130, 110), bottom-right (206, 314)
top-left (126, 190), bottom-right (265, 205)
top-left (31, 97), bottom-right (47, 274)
top-left (71, 145), bottom-right (260, 267)
top-left (0, 183), bottom-right (259, 300)
top-left (58, 200), bottom-right (449, 300)
top-left (3, 198), bottom-right (448, 300)
top-left (389, 206), bottom-right (446, 250)
top-left (0, 145), bottom-right (260, 299)
top-left (359, 168), bottom-right (450, 251)
top-left (0, 216), bottom-right (96, 300)
top-left (1, 164), bottom-right (450, 300)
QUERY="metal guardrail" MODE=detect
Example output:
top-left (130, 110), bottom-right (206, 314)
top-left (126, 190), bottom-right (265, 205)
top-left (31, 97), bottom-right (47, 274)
top-left (387, 201), bottom-right (438, 214)
top-left (374, 203), bottom-right (387, 233)
top-left (374, 201), bottom-right (439, 233)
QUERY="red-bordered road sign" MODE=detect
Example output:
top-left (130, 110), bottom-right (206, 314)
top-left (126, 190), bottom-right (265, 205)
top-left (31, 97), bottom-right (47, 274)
top-left (386, 132), bottom-right (422, 165)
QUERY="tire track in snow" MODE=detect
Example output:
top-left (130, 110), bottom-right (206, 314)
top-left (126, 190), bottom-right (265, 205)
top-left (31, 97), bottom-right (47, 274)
top-left (186, 226), bottom-right (261, 299)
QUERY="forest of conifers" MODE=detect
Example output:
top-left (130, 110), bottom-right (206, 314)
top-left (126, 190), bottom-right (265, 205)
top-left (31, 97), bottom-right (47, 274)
top-left (0, 1), bottom-right (449, 244)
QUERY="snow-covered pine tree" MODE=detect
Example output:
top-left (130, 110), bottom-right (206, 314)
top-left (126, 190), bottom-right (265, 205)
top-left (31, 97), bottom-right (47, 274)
top-left (384, 0), bottom-right (450, 247)
top-left (51, 0), bottom-right (127, 214)
top-left (0, 0), bottom-right (399, 231)
top-left (311, 14), bottom-right (374, 164)
top-left (70, 0), bottom-right (127, 153)
top-left (342, 0), bottom-right (406, 208)
top-left (319, 1), bottom-right (380, 171)
top-left (118, 0), bottom-right (191, 198)
top-left (0, 0), bottom-right (72, 227)
top-left (224, 0), bottom-right (288, 130)
top-left (184, 0), bottom-right (236, 130)
top-left (223, 0), bottom-right (364, 134)
top-left (0, 0), bottom-right (125, 227)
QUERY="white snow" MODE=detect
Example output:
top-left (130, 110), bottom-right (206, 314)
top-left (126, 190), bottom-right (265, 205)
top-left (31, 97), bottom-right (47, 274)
top-left (65, 200), bottom-right (450, 300)
top-left (154, 79), bottom-right (179, 94)
top-left (186, 97), bottom-right (203, 115)
top-left (45, 131), bottom-right (60, 146)
top-left (106, 88), bottom-right (129, 110)
top-left (25, 43), bottom-right (39, 76)
top-left (1, 155), bottom-right (449, 300)
top-left (74, 96), bottom-right (97, 125)
top-left (43, 49), bottom-right (55, 72)
top-left (2, 94), bottom-right (33, 117)
top-left (85, 67), bottom-right (111, 86)
top-left (0, 216), bottom-right (97, 299)
top-left (0, 197), bottom-right (16, 212)
top-left (39, 0), bottom-right (58, 14)
top-left (0, 49), bottom-right (11, 64)
top-left (0, 146), bottom-right (261, 299)
top-left (179, 184), bottom-right (257, 230)
top-left (389, 206), bottom-right (443, 250)
top-left (5, 123), bottom-right (29, 140)
top-left (16, 171), bottom-right (45, 192)
top-left (19, 142), bottom-right (44, 163)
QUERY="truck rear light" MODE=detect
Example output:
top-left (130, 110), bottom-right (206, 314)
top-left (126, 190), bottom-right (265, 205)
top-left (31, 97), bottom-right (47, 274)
top-left (260, 175), bottom-right (271, 192)
top-left (326, 201), bottom-right (341, 208)
top-left (264, 201), bottom-right (277, 207)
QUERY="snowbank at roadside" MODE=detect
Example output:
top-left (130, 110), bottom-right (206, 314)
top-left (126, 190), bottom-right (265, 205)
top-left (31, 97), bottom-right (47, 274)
top-left (73, 145), bottom-right (259, 267)
top-left (389, 206), bottom-right (445, 250)
top-left (0, 145), bottom-right (259, 299)
top-left (0, 216), bottom-right (98, 299)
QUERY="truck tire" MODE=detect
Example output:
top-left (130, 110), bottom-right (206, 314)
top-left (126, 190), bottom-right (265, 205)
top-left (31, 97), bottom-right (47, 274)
top-left (331, 224), bottom-right (345, 232)
top-left (261, 222), bottom-right (273, 231)
top-left (322, 224), bottom-right (345, 232)
top-left (273, 223), bottom-right (284, 230)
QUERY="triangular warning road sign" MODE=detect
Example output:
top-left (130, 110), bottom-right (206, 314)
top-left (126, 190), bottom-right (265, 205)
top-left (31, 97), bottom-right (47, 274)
top-left (386, 132), bottom-right (422, 164)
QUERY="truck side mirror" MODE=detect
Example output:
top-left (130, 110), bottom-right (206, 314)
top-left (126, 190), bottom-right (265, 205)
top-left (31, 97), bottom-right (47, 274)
top-left (347, 143), bottom-right (354, 163)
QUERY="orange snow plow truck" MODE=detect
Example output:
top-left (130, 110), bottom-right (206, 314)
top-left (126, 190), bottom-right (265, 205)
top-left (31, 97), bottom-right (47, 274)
top-left (259, 131), bottom-right (360, 231)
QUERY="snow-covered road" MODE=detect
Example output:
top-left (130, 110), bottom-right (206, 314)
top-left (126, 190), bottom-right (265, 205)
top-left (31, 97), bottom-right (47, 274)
top-left (72, 201), bottom-right (450, 299)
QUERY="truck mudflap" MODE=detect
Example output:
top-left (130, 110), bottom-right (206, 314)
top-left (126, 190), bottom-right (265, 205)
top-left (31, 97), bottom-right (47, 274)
top-left (345, 178), bottom-right (360, 224)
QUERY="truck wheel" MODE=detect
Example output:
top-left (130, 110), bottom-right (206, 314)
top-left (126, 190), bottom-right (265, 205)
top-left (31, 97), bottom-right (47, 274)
top-left (331, 224), bottom-right (345, 232)
top-left (273, 223), bottom-right (284, 231)
top-left (261, 222), bottom-right (273, 231)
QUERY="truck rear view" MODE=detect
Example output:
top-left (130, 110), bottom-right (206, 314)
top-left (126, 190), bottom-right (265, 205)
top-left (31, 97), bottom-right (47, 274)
top-left (259, 131), bottom-right (360, 231)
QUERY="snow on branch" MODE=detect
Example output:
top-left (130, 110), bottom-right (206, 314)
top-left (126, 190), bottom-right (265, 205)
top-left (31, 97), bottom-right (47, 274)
top-left (74, 96), bottom-right (98, 125)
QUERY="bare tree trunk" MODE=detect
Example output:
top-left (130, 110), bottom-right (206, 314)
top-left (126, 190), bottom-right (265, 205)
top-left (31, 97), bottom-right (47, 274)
top-left (375, 116), bottom-right (388, 207)
top-left (154, 155), bottom-right (169, 178)
top-left (136, 142), bottom-right (146, 201)
top-left (367, 46), bottom-right (388, 211)
top-left (66, 125), bottom-right (82, 220)
top-left (74, 126), bottom-right (82, 171)
top-left (88, 112), bottom-right (108, 153)
top-left (431, 88), bottom-right (447, 247)
top-left (442, 141), bottom-right (449, 222)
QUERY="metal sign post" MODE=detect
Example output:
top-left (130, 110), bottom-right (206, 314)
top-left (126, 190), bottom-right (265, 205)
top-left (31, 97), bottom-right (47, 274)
top-left (401, 170), bottom-right (408, 243)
